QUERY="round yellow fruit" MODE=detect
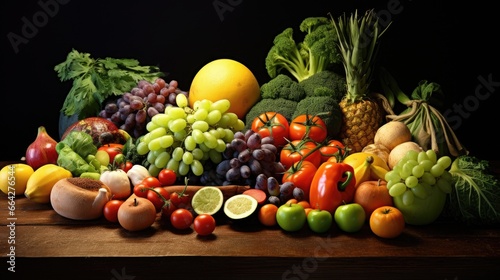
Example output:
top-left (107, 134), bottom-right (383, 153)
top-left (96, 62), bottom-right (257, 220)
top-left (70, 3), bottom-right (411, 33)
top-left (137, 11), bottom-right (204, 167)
top-left (0, 163), bottom-right (35, 196)
top-left (188, 59), bottom-right (261, 119)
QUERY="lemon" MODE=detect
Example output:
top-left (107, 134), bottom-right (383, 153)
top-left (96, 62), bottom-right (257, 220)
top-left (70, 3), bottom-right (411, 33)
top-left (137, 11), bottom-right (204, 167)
top-left (223, 194), bottom-right (258, 220)
top-left (188, 59), bottom-right (261, 119)
top-left (0, 163), bottom-right (34, 196)
top-left (191, 186), bottom-right (224, 215)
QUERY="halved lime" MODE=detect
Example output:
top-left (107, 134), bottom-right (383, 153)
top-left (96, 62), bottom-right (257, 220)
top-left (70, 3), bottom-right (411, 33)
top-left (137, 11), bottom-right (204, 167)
top-left (223, 194), bottom-right (258, 220)
top-left (191, 186), bottom-right (224, 215)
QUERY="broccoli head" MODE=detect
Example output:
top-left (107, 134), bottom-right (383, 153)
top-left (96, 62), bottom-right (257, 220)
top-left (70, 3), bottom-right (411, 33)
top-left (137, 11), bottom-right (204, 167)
top-left (299, 70), bottom-right (346, 101)
top-left (245, 98), bottom-right (298, 129)
top-left (292, 96), bottom-right (342, 138)
top-left (265, 17), bottom-right (342, 83)
top-left (260, 74), bottom-right (306, 102)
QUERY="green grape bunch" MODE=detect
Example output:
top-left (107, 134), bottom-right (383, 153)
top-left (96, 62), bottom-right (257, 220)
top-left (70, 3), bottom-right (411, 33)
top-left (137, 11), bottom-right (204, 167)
top-left (135, 95), bottom-right (246, 178)
top-left (385, 149), bottom-right (453, 206)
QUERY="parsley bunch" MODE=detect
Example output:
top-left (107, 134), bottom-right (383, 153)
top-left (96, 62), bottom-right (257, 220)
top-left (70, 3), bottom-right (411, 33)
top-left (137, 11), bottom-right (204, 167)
top-left (55, 49), bottom-right (164, 120)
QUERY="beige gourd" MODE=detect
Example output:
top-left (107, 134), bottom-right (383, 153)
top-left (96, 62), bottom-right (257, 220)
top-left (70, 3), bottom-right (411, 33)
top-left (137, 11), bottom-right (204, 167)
top-left (50, 177), bottom-right (112, 220)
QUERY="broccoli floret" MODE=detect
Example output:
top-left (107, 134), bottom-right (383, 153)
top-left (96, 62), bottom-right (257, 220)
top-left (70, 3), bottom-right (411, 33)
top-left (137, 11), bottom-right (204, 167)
top-left (292, 96), bottom-right (342, 138)
top-left (265, 17), bottom-right (341, 83)
top-left (260, 74), bottom-right (306, 102)
top-left (245, 98), bottom-right (298, 129)
top-left (299, 70), bottom-right (346, 101)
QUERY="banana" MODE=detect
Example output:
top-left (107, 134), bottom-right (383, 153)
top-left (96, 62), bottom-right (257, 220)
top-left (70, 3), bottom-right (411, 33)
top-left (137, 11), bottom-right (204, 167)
top-left (370, 164), bottom-right (389, 181)
top-left (353, 162), bottom-right (372, 187)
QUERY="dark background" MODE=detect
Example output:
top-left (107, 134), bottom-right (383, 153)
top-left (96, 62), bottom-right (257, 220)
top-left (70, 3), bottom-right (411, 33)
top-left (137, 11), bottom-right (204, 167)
top-left (2, 0), bottom-right (498, 161)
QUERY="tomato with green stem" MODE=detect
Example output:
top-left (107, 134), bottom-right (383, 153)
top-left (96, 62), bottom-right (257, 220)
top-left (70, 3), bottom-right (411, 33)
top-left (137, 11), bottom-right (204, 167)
top-left (289, 114), bottom-right (328, 143)
top-left (280, 139), bottom-right (321, 169)
top-left (282, 160), bottom-right (318, 201)
top-left (147, 186), bottom-right (170, 212)
top-left (251, 112), bottom-right (289, 147)
top-left (320, 139), bottom-right (345, 163)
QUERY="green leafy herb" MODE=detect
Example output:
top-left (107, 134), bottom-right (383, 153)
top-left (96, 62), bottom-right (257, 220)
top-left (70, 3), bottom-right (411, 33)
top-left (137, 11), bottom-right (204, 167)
top-left (55, 49), bottom-right (164, 119)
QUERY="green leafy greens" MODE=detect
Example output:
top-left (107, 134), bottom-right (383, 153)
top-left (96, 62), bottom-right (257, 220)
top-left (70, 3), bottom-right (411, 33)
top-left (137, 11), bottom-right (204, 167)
top-left (447, 155), bottom-right (500, 226)
top-left (55, 49), bottom-right (164, 120)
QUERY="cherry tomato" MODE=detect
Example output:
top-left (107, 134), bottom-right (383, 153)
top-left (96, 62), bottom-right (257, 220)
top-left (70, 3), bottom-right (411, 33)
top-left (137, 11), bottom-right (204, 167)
top-left (251, 112), bottom-right (289, 147)
top-left (120, 161), bottom-right (133, 173)
top-left (147, 187), bottom-right (170, 212)
top-left (97, 143), bottom-right (124, 163)
top-left (280, 139), bottom-right (321, 169)
top-left (170, 208), bottom-right (194, 230)
top-left (193, 214), bottom-right (216, 236)
top-left (320, 139), bottom-right (345, 163)
top-left (289, 114), bottom-right (328, 143)
top-left (142, 176), bottom-right (162, 189)
top-left (161, 201), bottom-right (178, 219)
top-left (158, 168), bottom-right (177, 186)
top-left (282, 160), bottom-right (318, 200)
top-left (170, 191), bottom-right (191, 208)
top-left (133, 183), bottom-right (149, 198)
top-left (103, 199), bottom-right (124, 223)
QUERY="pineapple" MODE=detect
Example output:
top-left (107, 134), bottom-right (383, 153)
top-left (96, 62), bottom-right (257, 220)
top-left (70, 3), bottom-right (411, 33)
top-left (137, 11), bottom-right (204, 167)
top-left (331, 9), bottom-right (391, 152)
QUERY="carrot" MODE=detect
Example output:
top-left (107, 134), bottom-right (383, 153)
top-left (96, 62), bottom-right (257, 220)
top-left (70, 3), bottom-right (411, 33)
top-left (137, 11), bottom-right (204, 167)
top-left (243, 188), bottom-right (268, 205)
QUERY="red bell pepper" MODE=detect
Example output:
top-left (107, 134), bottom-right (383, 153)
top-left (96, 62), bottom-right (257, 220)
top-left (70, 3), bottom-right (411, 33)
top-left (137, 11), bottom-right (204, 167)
top-left (308, 162), bottom-right (356, 214)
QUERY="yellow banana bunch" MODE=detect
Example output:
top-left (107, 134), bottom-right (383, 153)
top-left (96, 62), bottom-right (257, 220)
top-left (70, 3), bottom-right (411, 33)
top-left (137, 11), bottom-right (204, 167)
top-left (342, 152), bottom-right (390, 187)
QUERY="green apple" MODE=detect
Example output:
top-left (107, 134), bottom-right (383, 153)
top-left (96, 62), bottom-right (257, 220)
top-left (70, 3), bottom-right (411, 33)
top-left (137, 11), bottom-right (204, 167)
top-left (276, 203), bottom-right (307, 232)
top-left (334, 203), bottom-right (366, 233)
top-left (307, 209), bottom-right (333, 233)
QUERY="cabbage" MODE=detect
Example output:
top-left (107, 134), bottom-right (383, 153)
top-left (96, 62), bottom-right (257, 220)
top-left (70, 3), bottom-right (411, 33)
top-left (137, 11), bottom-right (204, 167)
top-left (447, 155), bottom-right (500, 226)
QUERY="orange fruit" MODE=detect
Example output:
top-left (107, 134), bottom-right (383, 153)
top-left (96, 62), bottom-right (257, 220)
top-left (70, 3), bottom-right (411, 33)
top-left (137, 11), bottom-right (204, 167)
top-left (258, 203), bottom-right (278, 227)
top-left (188, 59), bottom-right (261, 119)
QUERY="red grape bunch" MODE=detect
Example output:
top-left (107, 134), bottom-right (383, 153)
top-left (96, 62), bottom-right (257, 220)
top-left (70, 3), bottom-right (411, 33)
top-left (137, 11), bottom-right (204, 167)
top-left (99, 78), bottom-right (188, 138)
top-left (215, 129), bottom-right (286, 187)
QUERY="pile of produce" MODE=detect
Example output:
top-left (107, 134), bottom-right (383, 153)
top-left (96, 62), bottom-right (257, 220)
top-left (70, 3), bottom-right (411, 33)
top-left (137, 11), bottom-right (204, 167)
top-left (3, 9), bottom-right (499, 238)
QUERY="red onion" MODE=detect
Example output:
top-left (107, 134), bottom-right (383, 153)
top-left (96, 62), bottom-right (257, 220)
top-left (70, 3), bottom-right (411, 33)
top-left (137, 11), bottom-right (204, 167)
top-left (25, 126), bottom-right (59, 170)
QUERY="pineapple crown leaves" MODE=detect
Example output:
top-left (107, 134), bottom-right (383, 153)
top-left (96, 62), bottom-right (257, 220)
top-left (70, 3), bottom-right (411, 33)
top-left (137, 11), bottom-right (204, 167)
top-left (330, 9), bottom-right (392, 103)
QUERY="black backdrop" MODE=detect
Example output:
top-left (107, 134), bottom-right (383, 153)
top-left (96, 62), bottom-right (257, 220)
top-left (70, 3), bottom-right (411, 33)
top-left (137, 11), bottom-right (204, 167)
top-left (2, 0), bottom-right (498, 161)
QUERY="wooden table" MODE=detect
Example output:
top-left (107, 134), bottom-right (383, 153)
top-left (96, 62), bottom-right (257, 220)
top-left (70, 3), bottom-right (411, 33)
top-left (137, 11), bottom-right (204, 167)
top-left (1, 161), bottom-right (499, 279)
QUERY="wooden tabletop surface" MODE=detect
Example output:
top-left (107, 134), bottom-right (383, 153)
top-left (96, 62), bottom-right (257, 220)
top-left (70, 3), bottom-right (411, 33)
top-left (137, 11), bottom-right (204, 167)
top-left (1, 161), bottom-right (499, 279)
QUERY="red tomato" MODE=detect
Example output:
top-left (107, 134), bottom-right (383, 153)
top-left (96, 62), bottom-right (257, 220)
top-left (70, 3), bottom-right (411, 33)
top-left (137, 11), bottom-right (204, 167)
top-left (170, 208), bottom-right (194, 230)
top-left (120, 161), bottom-right (133, 173)
top-left (147, 187), bottom-right (170, 212)
top-left (158, 168), bottom-right (177, 186)
top-left (251, 112), bottom-right (289, 147)
top-left (142, 176), bottom-right (162, 189)
top-left (170, 191), bottom-right (191, 208)
top-left (161, 201), bottom-right (178, 219)
top-left (320, 139), bottom-right (345, 163)
top-left (133, 183), bottom-right (149, 198)
top-left (280, 140), bottom-right (321, 169)
top-left (289, 114), bottom-right (328, 143)
top-left (281, 160), bottom-right (318, 200)
top-left (193, 214), bottom-right (216, 236)
top-left (97, 143), bottom-right (124, 163)
top-left (103, 199), bottom-right (124, 223)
